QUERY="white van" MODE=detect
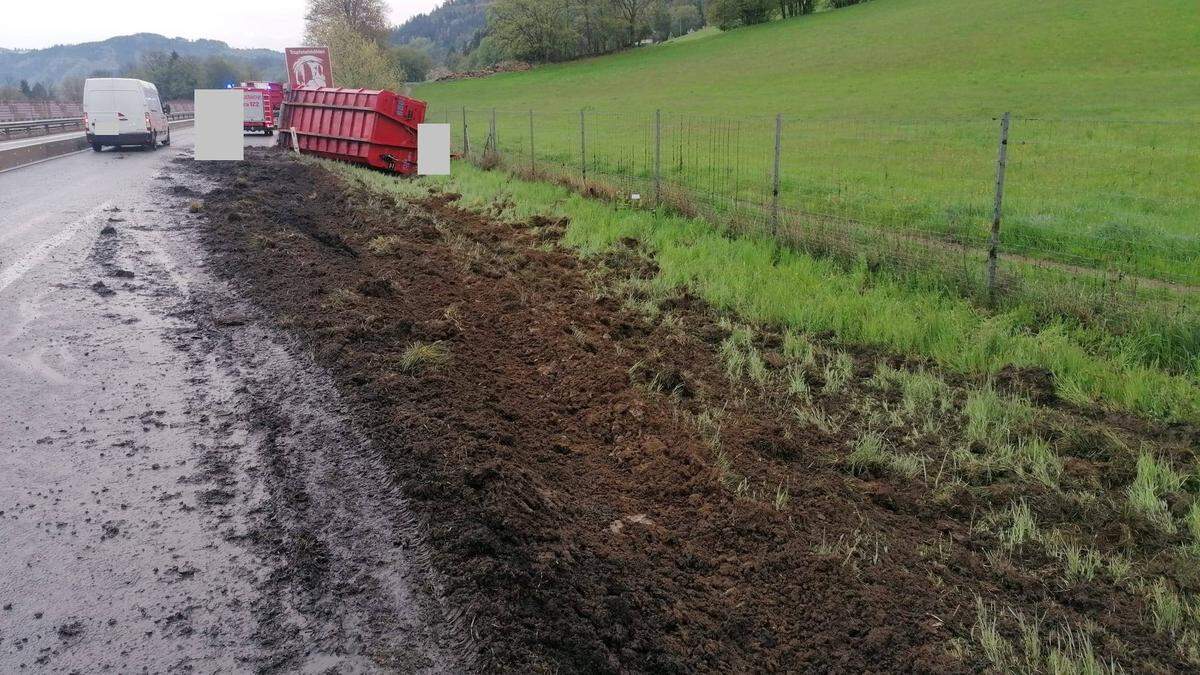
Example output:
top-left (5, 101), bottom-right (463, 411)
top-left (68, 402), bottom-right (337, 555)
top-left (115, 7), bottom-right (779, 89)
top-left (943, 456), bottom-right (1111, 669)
top-left (82, 78), bottom-right (171, 151)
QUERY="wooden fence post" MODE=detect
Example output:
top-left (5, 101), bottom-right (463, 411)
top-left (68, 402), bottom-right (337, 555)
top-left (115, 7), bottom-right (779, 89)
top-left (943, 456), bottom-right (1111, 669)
top-left (490, 108), bottom-right (497, 155)
top-left (986, 112), bottom-right (1011, 304)
top-left (461, 107), bottom-right (470, 157)
top-left (771, 113), bottom-right (782, 233)
top-left (529, 110), bottom-right (535, 173)
top-left (654, 109), bottom-right (662, 205)
top-left (580, 109), bottom-right (587, 181)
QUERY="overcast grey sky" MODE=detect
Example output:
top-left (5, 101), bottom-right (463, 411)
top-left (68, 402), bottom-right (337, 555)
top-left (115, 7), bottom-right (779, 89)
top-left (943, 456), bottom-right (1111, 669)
top-left (1, 0), bottom-right (443, 51)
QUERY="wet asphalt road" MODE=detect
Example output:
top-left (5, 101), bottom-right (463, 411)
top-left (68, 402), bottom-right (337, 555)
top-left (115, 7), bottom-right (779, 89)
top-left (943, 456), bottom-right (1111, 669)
top-left (0, 132), bottom-right (457, 671)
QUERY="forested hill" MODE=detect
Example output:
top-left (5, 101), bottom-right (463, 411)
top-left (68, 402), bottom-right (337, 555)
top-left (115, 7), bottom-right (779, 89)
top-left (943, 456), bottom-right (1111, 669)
top-left (0, 33), bottom-right (281, 88)
top-left (391, 0), bottom-right (489, 60)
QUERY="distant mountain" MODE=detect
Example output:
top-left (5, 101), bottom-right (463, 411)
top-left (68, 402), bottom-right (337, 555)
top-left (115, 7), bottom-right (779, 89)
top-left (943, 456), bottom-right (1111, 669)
top-left (392, 0), bottom-right (489, 60)
top-left (0, 33), bottom-right (283, 87)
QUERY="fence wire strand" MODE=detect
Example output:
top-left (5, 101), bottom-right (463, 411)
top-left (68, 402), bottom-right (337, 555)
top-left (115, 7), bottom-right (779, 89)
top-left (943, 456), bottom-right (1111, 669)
top-left (434, 106), bottom-right (1200, 338)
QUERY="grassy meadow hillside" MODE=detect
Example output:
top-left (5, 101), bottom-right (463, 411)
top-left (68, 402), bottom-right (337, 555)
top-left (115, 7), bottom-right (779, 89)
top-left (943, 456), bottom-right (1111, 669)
top-left (416, 0), bottom-right (1199, 119)
top-left (415, 0), bottom-right (1200, 289)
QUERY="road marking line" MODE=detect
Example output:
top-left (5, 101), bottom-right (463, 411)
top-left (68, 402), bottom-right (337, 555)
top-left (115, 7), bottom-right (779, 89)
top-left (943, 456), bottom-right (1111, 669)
top-left (0, 201), bottom-right (112, 294)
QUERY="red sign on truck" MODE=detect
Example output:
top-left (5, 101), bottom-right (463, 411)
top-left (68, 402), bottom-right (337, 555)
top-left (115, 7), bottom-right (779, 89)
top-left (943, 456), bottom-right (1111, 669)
top-left (240, 89), bottom-right (269, 134)
top-left (284, 47), bottom-right (333, 89)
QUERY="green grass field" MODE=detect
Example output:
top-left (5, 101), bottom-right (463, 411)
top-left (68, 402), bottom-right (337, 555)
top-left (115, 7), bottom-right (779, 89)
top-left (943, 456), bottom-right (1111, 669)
top-left (414, 0), bottom-right (1200, 285)
top-left (333, 160), bottom-right (1200, 422)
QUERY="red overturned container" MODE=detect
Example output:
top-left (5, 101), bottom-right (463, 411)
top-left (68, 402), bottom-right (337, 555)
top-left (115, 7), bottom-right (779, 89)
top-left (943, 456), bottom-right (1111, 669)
top-left (280, 87), bottom-right (427, 174)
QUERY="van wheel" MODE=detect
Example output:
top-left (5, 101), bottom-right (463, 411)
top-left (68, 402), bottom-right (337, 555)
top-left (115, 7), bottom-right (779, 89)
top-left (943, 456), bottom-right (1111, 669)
top-left (161, 131), bottom-right (171, 146)
top-left (91, 143), bottom-right (103, 152)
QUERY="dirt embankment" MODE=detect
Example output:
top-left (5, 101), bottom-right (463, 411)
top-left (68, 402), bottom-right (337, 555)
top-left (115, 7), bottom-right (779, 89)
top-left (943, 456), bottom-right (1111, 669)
top-left (187, 149), bottom-right (1193, 672)
top-left (428, 61), bottom-right (532, 82)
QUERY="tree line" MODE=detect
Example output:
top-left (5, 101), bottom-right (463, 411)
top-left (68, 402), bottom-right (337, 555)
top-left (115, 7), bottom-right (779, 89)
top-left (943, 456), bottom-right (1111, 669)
top-left (477, 0), bottom-right (706, 65)
top-left (476, 0), bottom-right (866, 65)
top-left (0, 52), bottom-right (275, 102)
top-left (0, 79), bottom-right (62, 102)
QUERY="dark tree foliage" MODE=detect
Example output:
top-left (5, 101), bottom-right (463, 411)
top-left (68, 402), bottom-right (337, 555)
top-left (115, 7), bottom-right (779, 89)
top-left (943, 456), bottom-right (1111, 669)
top-left (392, 45), bottom-right (434, 82)
top-left (124, 50), bottom-right (266, 100)
top-left (778, 0), bottom-right (814, 18)
top-left (391, 0), bottom-right (490, 62)
top-left (396, 0), bottom-right (708, 67)
top-left (708, 0), bottom-right (772, 30)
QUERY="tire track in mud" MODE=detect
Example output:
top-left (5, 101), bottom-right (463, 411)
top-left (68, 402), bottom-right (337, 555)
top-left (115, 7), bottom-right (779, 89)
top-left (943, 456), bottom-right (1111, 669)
top-left (161, 169), bottom-right (465, 673)
top-left (182, 316), bottom-right (458, 673)
top-left (0, 168), bottom-right (462, 672)
top-left (1, 197), bottom-right (262, 672)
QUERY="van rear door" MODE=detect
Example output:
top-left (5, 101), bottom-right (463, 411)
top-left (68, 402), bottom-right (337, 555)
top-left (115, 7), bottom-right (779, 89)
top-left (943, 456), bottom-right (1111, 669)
top-left (84, 86), bottom-right (147, 135)
top-left (85, 90), bottom-right (121, 135)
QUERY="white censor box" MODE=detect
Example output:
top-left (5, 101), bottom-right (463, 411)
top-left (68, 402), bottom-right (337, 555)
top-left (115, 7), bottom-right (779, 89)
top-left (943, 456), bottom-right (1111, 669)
top-left (417, 123), bottom-right (451, 175)
top-left (194, 89), bottom-right (243, 161)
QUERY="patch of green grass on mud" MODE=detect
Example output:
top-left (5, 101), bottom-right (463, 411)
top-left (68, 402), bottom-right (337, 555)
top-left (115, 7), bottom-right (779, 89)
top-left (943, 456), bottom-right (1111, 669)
top-left (324, 160), bottom-right (1200, 424)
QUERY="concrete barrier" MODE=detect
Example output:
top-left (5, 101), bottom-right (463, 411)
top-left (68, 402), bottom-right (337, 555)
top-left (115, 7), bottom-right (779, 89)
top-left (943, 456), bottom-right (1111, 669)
top-left (0, 118), bottom-right (195, 172)
top-left (0, 135), bottom-right (89, 171)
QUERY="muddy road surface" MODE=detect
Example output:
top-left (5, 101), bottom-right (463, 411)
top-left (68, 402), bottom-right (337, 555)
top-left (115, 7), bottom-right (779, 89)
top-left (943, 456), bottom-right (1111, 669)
top-left (0, 135), bottom-right (460, 671)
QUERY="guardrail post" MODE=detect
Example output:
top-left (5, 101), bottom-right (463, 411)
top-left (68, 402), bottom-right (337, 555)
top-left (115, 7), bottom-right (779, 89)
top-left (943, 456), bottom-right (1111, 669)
top-left (986, 111), bottom-right (1011, 304)
top-left (529, 110), bottom-right (535, 174)
top-left (462, 107), bottom-right (470, 157)
top-left (580, 109), bottom-right (587, 182)
top-left (771, 113), bottom-right (782, 234)
top-left (654, 109), bottom-right (662, 205)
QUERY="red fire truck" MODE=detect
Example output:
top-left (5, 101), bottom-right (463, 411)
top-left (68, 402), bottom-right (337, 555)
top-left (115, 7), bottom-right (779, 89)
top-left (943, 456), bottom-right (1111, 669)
top-left (237, 82), bottom-right (284, 135)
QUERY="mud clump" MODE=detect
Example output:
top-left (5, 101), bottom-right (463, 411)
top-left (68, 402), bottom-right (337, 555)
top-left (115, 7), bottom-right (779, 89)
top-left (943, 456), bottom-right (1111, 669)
top-left (196, 488), bottom-right (234, 506)
top-left (995, 364), bottom-right (1057, 404)
top-left (57, 620), bottom-right (84, 640)
top-left (356, 277), bottom-right (395, 298)
top-left (90, 281), bottom-right (115, 297)
top-left (213, 310), bottom-right (248, 327)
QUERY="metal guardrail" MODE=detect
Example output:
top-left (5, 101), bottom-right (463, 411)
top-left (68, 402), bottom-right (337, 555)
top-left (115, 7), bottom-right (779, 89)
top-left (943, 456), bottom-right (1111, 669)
top-left (0, 113), bottom-right (195, 138)
top-left (0, 117), bottom-right (82, 137)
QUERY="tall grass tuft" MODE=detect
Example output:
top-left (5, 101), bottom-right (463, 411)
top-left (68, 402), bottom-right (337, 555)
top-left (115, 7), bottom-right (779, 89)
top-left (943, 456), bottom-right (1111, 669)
top-left (1127, 452), bottom-right (1185, 532)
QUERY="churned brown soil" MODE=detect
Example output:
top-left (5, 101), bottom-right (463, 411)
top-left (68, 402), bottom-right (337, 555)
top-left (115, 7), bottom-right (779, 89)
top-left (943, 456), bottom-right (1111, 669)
top-left (187, 149), bottom-right (1195, 672)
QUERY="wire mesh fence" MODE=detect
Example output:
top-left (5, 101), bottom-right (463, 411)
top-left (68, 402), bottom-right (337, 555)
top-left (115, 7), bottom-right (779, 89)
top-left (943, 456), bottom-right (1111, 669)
top-left (430, 105), bottom-right (1200, 351)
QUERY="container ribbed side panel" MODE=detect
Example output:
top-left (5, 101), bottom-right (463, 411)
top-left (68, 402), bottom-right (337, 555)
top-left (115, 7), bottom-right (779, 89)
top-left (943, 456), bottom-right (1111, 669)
top-left (284, 87), bottom-right (423, 173)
